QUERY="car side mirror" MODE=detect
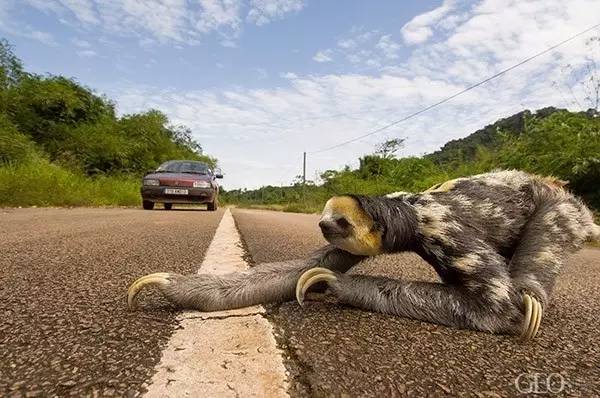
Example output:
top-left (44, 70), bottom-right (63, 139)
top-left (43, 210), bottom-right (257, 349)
top-left (214, 168), bottom-right (223, 179)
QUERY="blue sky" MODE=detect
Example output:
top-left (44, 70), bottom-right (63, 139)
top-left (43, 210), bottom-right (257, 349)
top-left (1, 0), bottom-right (599, 189)
top-left (3, 2), bottom-right (431, 89)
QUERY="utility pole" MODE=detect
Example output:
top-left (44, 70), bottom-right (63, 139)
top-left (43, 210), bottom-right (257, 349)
top-left (302, 151), bottom-right (306, 185)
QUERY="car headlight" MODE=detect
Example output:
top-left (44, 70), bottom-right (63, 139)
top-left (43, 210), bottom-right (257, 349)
top-left (144, 178), bottom-right (160, 186)
top-left (193, 180), bottom-right (211, 188)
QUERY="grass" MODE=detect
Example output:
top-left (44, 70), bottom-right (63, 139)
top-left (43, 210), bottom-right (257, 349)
top-left (225, 201), bottom-right (322, 214)
top-left (0, 158), bottom-right (140, 207)
top-left (280, 202), bottom-right (322, 214)
top-left (0, 159), bottom-right (322, 211)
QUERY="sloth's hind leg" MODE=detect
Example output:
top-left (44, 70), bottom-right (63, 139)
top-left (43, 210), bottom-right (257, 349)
top-left (509, 200), bottom-right (592, 340)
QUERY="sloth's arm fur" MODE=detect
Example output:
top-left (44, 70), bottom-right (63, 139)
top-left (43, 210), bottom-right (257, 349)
top-left (328, 275), bottom-right (519, 334)
top-left (134, 245), bottom-right (365, 311)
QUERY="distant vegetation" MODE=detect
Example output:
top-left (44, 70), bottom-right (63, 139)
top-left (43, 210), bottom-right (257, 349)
top-left (0, 38), bottom-right (214, 207)
top-left (222, 107), bottom-right (600, 214)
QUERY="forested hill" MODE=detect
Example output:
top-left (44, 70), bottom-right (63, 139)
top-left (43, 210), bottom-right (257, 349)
top-left (426, 107), bottom-right (598, 165)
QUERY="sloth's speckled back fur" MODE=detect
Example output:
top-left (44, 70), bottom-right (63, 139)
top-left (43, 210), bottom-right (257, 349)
top-left (137, 170), bottom-right (599, 336)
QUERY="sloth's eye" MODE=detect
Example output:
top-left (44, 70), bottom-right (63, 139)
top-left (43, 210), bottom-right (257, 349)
top-left (336, 217), bottom-right (351, 229)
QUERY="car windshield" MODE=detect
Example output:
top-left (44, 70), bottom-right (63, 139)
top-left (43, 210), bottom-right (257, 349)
top-left (155, 161), bottom-right (210, 175)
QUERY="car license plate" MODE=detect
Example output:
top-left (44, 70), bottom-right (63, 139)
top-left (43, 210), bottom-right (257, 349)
top-left (164, 188), bottom-right (188, 195)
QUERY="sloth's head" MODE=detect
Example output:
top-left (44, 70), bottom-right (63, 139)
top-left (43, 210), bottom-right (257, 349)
top-left (319, 195), bottom-right (417, 255)
top-left (319, 196), bottom-right (383, 256)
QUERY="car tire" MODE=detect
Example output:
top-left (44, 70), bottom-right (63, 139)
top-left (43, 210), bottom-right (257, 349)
top-left (143, 200), bottom-right (154, 210)
top-left (207, 198), bottom-right (218, 211)
top-left (164, 203), bottom-right (173, 210)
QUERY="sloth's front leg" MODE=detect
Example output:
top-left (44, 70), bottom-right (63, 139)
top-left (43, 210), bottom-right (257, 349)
top-left (296, 268), bottom-right (522, 336)
top-left (128, 245), bottom-right (365, 311)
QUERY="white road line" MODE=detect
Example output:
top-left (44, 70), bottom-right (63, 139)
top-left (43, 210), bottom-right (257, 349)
top-left (143, 208), bottom-right (289, 397)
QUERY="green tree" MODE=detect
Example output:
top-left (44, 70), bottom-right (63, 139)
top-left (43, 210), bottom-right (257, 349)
top-left (168, 125), bottom-right (204, 155)
top-left (0, 38), bottom-right (24, 90)
top-left (374, 138), bottom-right (405, 159)
top-left (8, 75), bottom-right (115, 141)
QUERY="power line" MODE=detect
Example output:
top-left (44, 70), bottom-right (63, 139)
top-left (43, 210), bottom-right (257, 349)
top-left (216, 106), bottom-right (397, 132)
top-left (309, 22), bottom-right (600, 154)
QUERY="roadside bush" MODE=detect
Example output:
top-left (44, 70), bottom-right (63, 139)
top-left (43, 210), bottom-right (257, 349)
top-left (496, 111), bottom-right (600, 208)
top-left (0, 115), bottom-right (38, 164)
top-left (0, 158), bottom-right (139, 207)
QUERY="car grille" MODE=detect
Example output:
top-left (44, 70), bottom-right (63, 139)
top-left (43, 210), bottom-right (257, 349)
top-left (159, 179), bottom-right (195, 187)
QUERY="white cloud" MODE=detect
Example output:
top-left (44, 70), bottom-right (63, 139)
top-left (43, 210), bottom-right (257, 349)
top-left (195, 0), bottom-right (241, 35)
top-left (337, 38), bottom-right (356, 49)
top-left (16, 0), bottom-right (305, 46)
top-left (72, 38), bottom-right (91, 47)
top-left (280, 72), bottom-right (298, 79)
top-left (111, 73), bottom-right (489, 188)
top-left (0, 1), bottom-right (57, 46)
top-left (77, 49), bottom-right (97, 57)
top-left (247, 0), bottom-right (304, 26)
top-left (400, 0), bottom-right (456, 45)
top-left (255, 67), bottom-right (268, 79)
top-left (376, 35), bottom-right (401, 59)
top-left (313, 50), bottom-right (333, 63)
top-left (27, 30), bottom-right (58, 46)
top-left (110, 0), bottom-right (599, 189)
top-left (60, 0), bottom-right (99, 24)
top-left (220, 38), bottom-right (238, 48)
top-left (312, 28), bottom-right (390, 69)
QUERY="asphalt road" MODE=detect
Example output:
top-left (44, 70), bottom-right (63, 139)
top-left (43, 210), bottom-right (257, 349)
top-left (0, 207), bottom-right (224, 397)
top-left (2, 207), bottom-right (599, 397)
top-left (234, 209), bottom-right (600, 397)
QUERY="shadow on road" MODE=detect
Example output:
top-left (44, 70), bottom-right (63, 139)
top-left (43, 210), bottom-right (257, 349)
top-left (161, 208), bottom-right (209, 212)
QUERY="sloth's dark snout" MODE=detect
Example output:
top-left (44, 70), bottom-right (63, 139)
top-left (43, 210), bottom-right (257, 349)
top-left (318, 220), bottom-right (337, 235)
top-left (319, 217), bottom-right (349, 237)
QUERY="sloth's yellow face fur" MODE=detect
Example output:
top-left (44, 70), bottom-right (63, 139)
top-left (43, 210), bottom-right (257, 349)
top-left (319, 196), bottom-right (383, 256)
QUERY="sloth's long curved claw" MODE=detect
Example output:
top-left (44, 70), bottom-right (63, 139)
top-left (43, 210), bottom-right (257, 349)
top-left (295, 267), bottom-right (338, 306)
top-left (520, 293), bottom-right (543, 341)
top-left (128, 272), bottom-right (172, 310)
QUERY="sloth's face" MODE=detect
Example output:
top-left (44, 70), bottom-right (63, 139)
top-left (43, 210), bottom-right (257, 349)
top-left (319, 196), bottom-right (383, 256)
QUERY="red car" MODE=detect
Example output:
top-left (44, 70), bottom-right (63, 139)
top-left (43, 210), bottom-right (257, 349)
top-left (141, 160), bottom-right (223, 211)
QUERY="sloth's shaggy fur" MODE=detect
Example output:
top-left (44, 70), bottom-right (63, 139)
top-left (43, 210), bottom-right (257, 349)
top-left (129, 170), bottom-right (600, 337)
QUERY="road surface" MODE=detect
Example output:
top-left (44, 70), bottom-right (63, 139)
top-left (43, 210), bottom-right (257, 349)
top-left (1, 207), bottom-right (599, 397)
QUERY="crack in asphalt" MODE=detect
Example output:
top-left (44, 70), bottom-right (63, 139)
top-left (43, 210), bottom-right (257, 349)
top-left (264, 304), bottom-right (315, 397)
top-left (183, 311), bottom-right (265, 321)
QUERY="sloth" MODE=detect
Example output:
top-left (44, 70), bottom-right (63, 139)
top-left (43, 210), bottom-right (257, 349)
top-left (128, 170), bottom-right (599, 341)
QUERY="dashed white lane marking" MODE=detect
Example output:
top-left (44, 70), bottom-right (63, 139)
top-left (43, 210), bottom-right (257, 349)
top-left (143, 208), bottom-right (289, 397)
